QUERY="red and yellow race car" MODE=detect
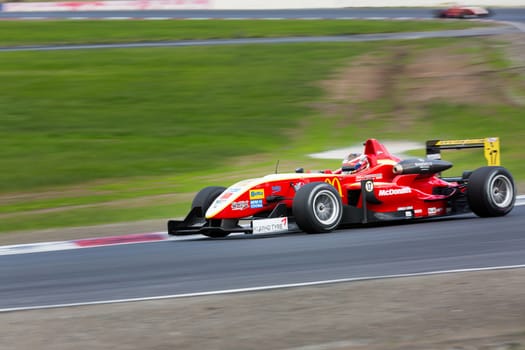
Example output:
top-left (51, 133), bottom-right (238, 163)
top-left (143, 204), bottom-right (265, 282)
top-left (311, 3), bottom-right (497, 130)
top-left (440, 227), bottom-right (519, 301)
top-left (434, 6), bottom-right (493, 18)
top-left (168, 138), bottom-right (515, 238)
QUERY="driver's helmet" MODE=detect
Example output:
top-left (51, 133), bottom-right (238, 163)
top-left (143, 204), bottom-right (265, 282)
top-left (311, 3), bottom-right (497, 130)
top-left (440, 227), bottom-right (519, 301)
top-left (341, 153), bottom-right (369, 174)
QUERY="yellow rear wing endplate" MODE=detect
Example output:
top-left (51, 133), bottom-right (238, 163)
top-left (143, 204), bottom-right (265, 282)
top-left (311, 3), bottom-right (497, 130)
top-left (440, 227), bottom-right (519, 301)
top-left (426, 137), bottom-right (500, 166)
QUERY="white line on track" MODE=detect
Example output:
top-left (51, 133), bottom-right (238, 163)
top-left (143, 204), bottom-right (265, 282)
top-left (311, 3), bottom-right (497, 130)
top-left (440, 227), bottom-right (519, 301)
top-left (2, 264), bottom-right (525, 313)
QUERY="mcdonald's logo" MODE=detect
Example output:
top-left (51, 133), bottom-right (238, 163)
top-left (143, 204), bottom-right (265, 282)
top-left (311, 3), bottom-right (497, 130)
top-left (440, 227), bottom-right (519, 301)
top-left (324, 177), bottom-right (343, 196)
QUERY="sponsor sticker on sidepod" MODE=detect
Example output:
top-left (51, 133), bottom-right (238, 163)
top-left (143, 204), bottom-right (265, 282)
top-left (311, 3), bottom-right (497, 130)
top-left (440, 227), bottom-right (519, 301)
top-left (378, 188), bottom-right (412, 196)
top-left (252, 217), bottom-right (288, 234)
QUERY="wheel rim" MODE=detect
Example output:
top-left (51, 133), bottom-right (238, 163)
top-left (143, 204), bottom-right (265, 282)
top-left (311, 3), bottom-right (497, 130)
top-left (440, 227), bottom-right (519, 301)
top-left (489, 174), bottom-right (513, 208)
top-left (312, 190), bottom-right (340, 226)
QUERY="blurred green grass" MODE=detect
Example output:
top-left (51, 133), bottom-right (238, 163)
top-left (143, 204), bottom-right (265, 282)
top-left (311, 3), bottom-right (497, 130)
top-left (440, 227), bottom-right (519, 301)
top-left (0, 19), bottom-right (493, 46)
top-left (0, 20), bottom-right (523, 233)
top-left (0, 43), bottom-right (369, 191)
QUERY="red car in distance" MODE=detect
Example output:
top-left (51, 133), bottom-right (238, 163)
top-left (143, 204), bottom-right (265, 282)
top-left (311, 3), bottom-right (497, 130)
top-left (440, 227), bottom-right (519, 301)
top-left (434, 6), bottom-right (493, 18)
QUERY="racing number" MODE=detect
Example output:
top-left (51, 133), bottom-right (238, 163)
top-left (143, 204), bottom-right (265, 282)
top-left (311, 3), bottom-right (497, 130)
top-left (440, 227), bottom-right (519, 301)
top-left (365, 180), bottom-right (374, 192)
top-left (325, 178), bottom-right (343, 196)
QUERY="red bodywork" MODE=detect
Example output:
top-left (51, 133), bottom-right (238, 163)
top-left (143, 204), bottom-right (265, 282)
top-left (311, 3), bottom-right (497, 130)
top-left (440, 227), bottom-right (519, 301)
top-left (168, 137), bottom-right (514, 236)
top-left (205, 139), bottom-right (460, 223)
top-left (435, 6), bottom-right (492, 18)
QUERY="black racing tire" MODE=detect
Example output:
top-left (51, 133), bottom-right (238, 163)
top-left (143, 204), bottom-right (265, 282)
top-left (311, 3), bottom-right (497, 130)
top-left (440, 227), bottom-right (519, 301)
top-left (191, 186), bottom-right (226, 216)
top-left (467, 166), bottom-right (515, 217)
top-left (293, 182), bottom-right (343, 234)
top-left (192, 186), bottom-right (231, 238)
top-left (434, 10), bottom-right (445, 18)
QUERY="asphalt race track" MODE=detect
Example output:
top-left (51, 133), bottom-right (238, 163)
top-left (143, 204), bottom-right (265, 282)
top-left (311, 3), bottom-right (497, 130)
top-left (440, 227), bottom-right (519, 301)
top-left (0, 7), bottom-right (524, 22)
top-left (1, 206), bottom-right (524, 311)
top-left (0, 26), bottom-right (518, 52)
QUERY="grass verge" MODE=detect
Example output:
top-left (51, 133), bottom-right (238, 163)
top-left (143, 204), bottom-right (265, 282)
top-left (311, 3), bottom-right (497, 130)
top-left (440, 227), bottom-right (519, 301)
top-left (0, 19), bottom-right (495, 46)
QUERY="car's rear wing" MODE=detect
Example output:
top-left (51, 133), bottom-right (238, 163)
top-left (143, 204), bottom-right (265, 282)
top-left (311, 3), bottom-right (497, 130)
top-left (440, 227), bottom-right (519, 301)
top-left (426, 137), bottom-right (500, 166)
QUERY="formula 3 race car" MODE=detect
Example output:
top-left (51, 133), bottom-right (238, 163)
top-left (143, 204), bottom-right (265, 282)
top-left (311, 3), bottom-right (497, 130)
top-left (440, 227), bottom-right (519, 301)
top-left (434, 6), bottom-right (493, 18)
top-left (168, 138), bottom-right (515, 238)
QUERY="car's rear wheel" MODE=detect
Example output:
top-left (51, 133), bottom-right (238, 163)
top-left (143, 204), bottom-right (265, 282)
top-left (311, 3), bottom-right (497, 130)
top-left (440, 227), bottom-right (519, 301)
top-left (192, 186), bottom-right (231, 238)
top-left (293, 182), bottom-right (343, 234)
top-left (467, 166), bottom-right (515, 217)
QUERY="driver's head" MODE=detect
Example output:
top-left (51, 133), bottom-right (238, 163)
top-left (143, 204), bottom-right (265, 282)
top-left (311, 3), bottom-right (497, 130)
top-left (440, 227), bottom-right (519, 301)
top-left (342, 153), bottom-right (369, 174)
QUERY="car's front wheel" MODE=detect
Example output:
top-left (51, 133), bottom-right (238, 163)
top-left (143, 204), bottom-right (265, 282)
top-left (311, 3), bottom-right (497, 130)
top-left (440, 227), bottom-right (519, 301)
top-left (192, 186), bottom-right (226, 214)
top-left (467, 166), bottom-right (515, 217)
top-left (293, 182), bottom-right (343, 234)
top-left (433, 9), bottom-right (446, 18)
top-left (192, 186), bottom-right (231, 238)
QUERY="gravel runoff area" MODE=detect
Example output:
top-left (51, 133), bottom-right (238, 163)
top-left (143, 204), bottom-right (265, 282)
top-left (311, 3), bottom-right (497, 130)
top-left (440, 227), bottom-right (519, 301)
top-left (2, 268), bottom-right (525, 350)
